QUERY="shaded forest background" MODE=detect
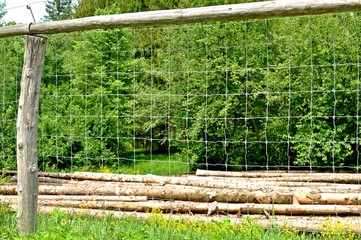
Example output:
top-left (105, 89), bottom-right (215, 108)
top-left (1, 0), bottom-right (361, 172)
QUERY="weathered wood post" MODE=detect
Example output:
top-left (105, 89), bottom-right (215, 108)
top-left (16, 35), bottom-right (47, 235)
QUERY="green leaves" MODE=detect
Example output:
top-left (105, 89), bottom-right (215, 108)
top-left (36, 29), bottom-right (142, 170)
top-left (2, 6), bottom-right (361, 172)
top-left (0, 1), bottom-right (6, 24)
top-left (43, 0), bottom-right (74, 21)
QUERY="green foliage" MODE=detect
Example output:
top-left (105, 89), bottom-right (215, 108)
top-left (2, 5), bottom-right (361, 172)
top-left (73, 0), bottom-right (268, 18)
top-left (0, 36), bottom-right (23, 170)
top-left (116, 153), bottom-right (189, 175)
top-left (0, 1), bottom-right (6, 24)
top-left (65, 153), bottom-right (189, 175)
top-left (38, 28), bottom-right (144, 170)
top-left (139, 15), bottom-right (361, 170)
top-left (317, 217), bottom-right (359, 240)
top-left (43, 0), bottom-right (74, 21)
top-left (0, 169), bottom-right (11, 184)
top-left (0, 209), bottom-right (359, 239)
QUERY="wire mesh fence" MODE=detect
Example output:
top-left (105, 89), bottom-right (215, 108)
top-left (1, 8), bottom-right (361, 235)
top-left (1, 14), bottom-right (360, 173)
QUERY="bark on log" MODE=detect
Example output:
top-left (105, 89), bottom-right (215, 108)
top-left (0, 185), bottom-right (16, 195)
top-left (61, 171), bottom-right (361, 185)
top-left (196, 170), bottom-right (361, 184)
top-left (0, 170), bottom-right (17, 176)
top-left (0, 183), bottom-right (255, 203)
top-left (11, 176), bottom-right (74, 184)
top-left (9, 175), bottom-right (361, 197)
top-left (2, 183), bottom-right (361, 205)
top-left (196, 169), bottom-right (360, 178)
top-left (8, 169), bottom-right (358, 180)
top-left (4, 198), bottom-right (361, 216)
top-left (0, 195), bottom-right (148, 202)
top-left (44, 184), bottom-right (256, 203)
top-left (0, 183), bottom-right (291, 204)
top-left (293, 192), bottom-right (361, 205)
top-left (9, 171), bottom-right (361, 190)
top-left (38, 172), bottom-right (75, 179)
top-left (227, 177), bottom-right (361, 184)
top-left (35, 181), bottom-right (361, 201)
top-left (186, 176), bottom-right (361, 190)
top-left (246, 176), bottom-right (361, 184)
top-left (33, 172), bottom-right (361, 190)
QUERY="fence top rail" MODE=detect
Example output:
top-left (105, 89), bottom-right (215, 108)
top-left (0, 0), bottom-right (361, 38)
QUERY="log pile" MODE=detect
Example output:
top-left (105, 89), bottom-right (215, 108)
top-left (1, 169), bottom-right (361, 232)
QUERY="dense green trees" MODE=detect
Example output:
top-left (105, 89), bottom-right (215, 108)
top-left (73, 0), bottom-right (266, 18)
top-left (39, 28), bottom-right (146, 169)
top-left (43, 0), bottom-right (74, 21)
top-left (0, 1), bottom-right (6, 24)
top-left (1, 1), bottom-right (361, 171)
top-left (0, 36), bottom-right (23, 169)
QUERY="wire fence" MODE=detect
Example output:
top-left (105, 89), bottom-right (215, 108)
top-left (1, 14), bottom-right (360, 173)
top-left (1, 4), bottom-right (361, 235)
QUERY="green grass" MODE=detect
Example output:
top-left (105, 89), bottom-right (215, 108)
top-left (71, 153), bottom-right (190, 176)
top-left (0, 174), bottom-right (10, 184)
top-left (1, 205), bottom-right (360, 240)
top-left (0, 167), bottom-right (11, 184)
top-left (116, 153), bottom-right (190, 175)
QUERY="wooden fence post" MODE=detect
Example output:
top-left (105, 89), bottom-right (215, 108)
top-left (16, 35), bottom-right (47, 235)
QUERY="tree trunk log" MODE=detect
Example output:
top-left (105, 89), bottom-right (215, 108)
top-left (1, 184), bottom-right (256, 203)
top-left (3, 198), bottom-right (361, 216)
top-left (13, 172), bottom-right (361, 191)
top-left (2, 183), bottom-right (361, 205)
top-left (196, 170), bottom-right (361, 184)
top-left (39, 184), bottom-right (255, 203)
top-left (0, 170), bottom-right (17, 176)
top-left (9, 171), bottom-right (361, 190)
top-left (0, 195), bottom-right (147, 202)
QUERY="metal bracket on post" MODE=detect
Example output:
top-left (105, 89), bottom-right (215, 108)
top-left (26, 4), bottom-right (36, 23)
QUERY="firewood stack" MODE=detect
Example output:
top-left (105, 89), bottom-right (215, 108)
top-left (1, 169), bottom-right (361, 232)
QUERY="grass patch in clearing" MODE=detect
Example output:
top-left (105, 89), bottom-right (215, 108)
top-left (42, 152), bottom-right (190, 176)
top-left (1, 206), bottom-right (360, 240)
top-left (64, 153), bottom-right (190, 176)
top-left (116, 153), bottom-right (190, 175)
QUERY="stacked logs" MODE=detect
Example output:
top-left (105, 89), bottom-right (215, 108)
top-left (1, 169), bottom-right (361, 232)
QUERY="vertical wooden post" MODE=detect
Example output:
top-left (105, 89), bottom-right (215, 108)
top-left (17, 35), bottom-right (47, 235)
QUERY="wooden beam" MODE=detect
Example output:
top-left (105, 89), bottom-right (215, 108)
top-left (1, 0), bottom-right (361, 38)
top-left (16, 35), bottom-right (47, 235)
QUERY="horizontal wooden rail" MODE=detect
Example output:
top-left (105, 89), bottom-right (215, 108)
top-left (1, 0), bottom-right (361, 38)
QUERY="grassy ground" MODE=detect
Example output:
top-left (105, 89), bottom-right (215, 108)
top-left (117, 153), bottom-right (190, 175)
top-left (2, 156), bottom-right (361, 239)
top-left (0, 204), bottom-right (360, 240)
top-left (75, 153), bottom-right (190, 176)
